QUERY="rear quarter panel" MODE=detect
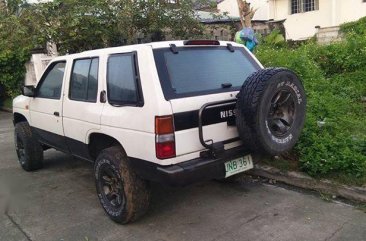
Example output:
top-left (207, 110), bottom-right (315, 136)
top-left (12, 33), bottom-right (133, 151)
top-left (99, 46), bottom-right (172, 165)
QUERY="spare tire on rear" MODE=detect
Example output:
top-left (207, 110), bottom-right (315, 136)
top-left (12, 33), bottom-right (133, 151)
top-left (236, 68), bottom-right (306, 155)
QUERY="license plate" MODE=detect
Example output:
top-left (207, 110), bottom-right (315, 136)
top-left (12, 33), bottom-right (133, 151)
top-left (225, 155), bottom-right (253, 178)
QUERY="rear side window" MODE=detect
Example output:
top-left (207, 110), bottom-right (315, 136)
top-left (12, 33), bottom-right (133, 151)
top-left (70, 58), bottom-right (99, 102)
top-left (154, 47), bottom-right (260, 99)
top-left (107, 53), bottom-right (142, 106)
top-left (37, 62), bottom-right (66, 99)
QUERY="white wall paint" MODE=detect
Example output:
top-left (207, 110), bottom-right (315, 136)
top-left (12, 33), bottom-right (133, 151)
top-left (218, 0), bottom-right (270, 20)
top-left (25, 54), bottom-right (54, 86)
top-left (271, 0), bottom-right (366, 40)
top-left (337, 0), bottom-right (366, 23)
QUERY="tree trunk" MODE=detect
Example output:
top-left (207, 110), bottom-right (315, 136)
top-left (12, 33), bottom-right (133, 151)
top-left (236, 0), bottom-right (257, 28)
top-left (0, 0), bottom-right (6, 11)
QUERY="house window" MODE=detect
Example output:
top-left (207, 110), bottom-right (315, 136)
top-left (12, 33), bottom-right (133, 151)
top-left (291, 0), bottom-right (318, 14)
top-left (303, 0), bottom-right (316, 11)
top-left (291, 0), bottom-right (300, 14)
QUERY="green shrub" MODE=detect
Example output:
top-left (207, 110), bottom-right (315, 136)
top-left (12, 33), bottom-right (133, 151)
top-left (255, 44), bottom-right (325, 91)
top-left (296, 90), bottom-right (366, 177)
top-left (308, 16), bottom-right (366, 77)
top-left (256, 42), bottom-right (366, 181)
top-left (262, 29), bottom-right (285, 47)
top-left (0, 11), bottom-right (32, 99)
top-left (0, 48), bottom-right (30, 98)
top-left (340, 16), bottom-right (366, 36)
top-left (309, 37), bottom-right (366, 76)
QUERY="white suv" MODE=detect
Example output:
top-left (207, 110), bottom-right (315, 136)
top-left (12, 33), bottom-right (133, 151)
top-left (13, 40), bottom-right (306, 223)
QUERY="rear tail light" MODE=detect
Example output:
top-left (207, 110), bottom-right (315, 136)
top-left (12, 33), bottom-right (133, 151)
top-left (155, 116), bottom-right (176, 159)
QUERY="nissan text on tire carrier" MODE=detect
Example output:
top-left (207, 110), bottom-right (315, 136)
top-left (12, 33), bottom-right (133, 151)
top-left (13, 40), bottom-right (306, 223)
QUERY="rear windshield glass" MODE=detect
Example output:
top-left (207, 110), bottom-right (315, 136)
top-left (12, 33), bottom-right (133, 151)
top-left (154, 46), bottom-right (260, 99)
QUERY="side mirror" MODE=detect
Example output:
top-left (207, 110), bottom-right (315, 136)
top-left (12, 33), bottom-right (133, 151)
top-left (22, 86), bottom-right (36, 97)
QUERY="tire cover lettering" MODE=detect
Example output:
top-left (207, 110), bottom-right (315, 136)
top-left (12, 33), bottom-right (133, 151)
top-left (265, 120), bottom-right (293, 144)
top-left (277, 81), bottom-right (303, 105)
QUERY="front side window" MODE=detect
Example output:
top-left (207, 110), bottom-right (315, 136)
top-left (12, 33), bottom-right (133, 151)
top-left (37, 62), bottom-right (66, 99)
top-left (69, 58), bottom-right (99, 102)
top-left (107, 53), bottom-right (141, 106)
top-left (291, 0), bottom-right (319, 14)
top-left (153, 46), bottom-right (260, 99)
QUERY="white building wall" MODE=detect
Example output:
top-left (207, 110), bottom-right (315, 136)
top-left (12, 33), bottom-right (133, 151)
top-left (337, 0), bottom-right (366, 24)
top-left (24, 54), bottom-right (54, 86)
top-left (271, 0), bottom-right (332, 40)
top-left (270, 0), bottom-right (366, 40)
top-left (218, 0), bottom-right (270, 21)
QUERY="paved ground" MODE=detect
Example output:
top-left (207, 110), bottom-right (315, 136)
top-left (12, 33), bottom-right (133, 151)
top-left (1, 111), bottom-right (366, 241)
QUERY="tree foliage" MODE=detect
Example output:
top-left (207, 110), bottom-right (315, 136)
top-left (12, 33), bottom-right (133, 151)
top-left (0, 0), bottom-right (33, 98)
top-left (28, 0), bottom-right (206, 54)
top-left (0, 0), bottom-right (210, 98)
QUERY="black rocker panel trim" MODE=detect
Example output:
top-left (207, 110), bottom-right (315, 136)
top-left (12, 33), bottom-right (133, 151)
top-left (174, 102), bottom-right (236, 131)
top-left (31, 127), bottom-right (69, 153)
top-left (65, 137), bottom-right (92, 161)
top-left (30, 127), bottom-right (92, 161)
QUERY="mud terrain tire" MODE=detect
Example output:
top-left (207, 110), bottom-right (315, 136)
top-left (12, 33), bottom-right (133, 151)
top-left (94, 146), bottom-right (151, 224)
top-left (236, 68), bottom-right (306, 155)
top-left (14, 122), bottom-right (43, 171)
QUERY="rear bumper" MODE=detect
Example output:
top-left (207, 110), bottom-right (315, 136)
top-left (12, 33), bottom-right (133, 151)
top-left (130, 146), bottom-right (249, 186)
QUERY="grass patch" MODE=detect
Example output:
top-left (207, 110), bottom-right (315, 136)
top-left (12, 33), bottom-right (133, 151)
top-left (261, 155), bottom-right (299, 173)
top-left (319, 192), bottom-right (333, 202)
top-left (357, 204), bottom-right (366, 213)
top-left (327, 173), bottom-right (366, 187)
top-left (255, 31), bottom-right (366, 186)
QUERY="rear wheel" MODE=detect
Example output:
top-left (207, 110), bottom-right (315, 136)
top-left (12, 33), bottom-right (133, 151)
top-left (236, 68), bottom-right (306, 155)
top-left (94, 146), bottom-right (150, 224)
top-left (14, 122), bottom-right (43, 171)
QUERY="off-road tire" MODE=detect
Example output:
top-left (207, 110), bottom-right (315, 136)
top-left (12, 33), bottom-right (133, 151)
top-left (94, 146), bottom-right (151, 224)
top-left (14, 122), bottom-right (43, 171)
top-left (236, 68), bottom-right (306, 155)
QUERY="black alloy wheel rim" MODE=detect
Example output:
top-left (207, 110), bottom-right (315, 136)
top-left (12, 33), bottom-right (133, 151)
top-left (267, 89), bottom-right (296, 137)
top-left (15, 135), bottom-right (26, 165)
top-left (98, 164), bottom-right (125, 210)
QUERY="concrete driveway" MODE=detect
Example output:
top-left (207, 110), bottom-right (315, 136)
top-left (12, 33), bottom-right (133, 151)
top-left (0, 111), bottom-right (365, 241)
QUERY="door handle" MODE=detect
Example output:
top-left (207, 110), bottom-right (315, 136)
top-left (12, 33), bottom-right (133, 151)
top-left (100, 90), bottom-right (106, 103)
top-left (54, 111), bottom-right (60, 117)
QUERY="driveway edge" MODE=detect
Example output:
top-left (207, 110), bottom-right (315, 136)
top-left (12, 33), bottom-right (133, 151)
top-left (248, 164), bottom-right (366, 203)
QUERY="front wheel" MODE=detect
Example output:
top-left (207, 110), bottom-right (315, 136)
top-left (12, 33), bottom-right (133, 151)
top-left (14, 122), bottom-right (43, 171)
top-left (94, 146), bottom-right (150, 224)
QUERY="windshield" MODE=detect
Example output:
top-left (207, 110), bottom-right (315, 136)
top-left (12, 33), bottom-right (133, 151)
top-left (154, 46), bottom-right (260, 99)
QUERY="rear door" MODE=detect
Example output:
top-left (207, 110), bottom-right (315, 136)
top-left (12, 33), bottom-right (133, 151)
top-left (62, 57), bottom-right (104, 160)
top-left (153, 45), bottom-right (261, 156)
